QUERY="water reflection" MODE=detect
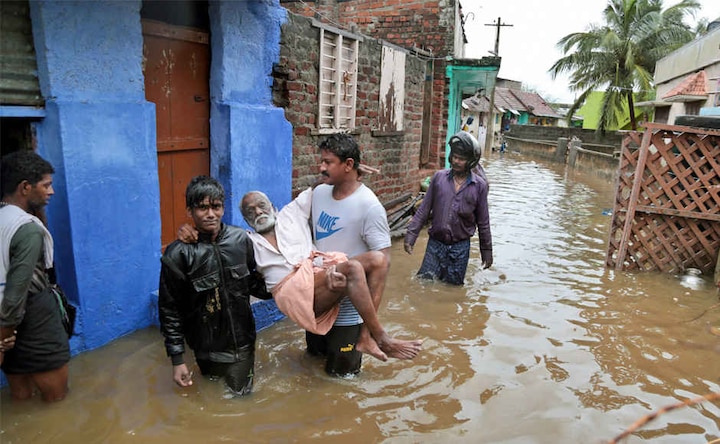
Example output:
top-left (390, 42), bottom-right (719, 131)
top-left (2, 153), bottom-right (719, 443)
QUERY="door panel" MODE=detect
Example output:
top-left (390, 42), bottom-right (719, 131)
top-left (157, 149), bottom-right (210, 244)
top-left (143, 20), bottom-right (210, 248)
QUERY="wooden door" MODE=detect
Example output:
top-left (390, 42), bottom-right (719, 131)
top-left (143, 20), bottom-right (210, 248)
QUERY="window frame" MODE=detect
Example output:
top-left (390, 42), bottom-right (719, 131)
top-left (313, 20), bottom-right (362, 133)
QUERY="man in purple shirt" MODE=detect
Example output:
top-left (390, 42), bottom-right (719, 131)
top-left (404, 131), bottom-right (493, 285)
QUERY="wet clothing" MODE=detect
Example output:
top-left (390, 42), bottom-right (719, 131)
top-left (159, 223), bottom-right (269, 391)
top-left (2, 286), bottom-right (70, 374)
top-left (0, 206), bottom-right (69, 375)
top-left (306, 324), bottom-right (362, 377)
top-left (417, 238), bottom-right (471, 286)
top-left (196, 345), bottom-right (254, 395)
top-left (247, 188), bottom-right (348, 335)
top-left (311, 183), bottom-right (391, 326)
top-left (248, 188), bottom-right (315, 291)
top-left (1, 203), bottom-right (54, 315)
top-left (309, 183), bottom-right (391, 376)
top-left (406, 169), bottom-right (492, 285)
top-left (272, 251), bottom-right (347, 335)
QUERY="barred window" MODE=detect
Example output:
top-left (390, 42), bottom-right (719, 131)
top-left (318, 27), bottom-right (358, 131)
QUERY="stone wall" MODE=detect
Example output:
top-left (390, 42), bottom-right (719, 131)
top-left (273, 12), bottom-right (427, 203)
top-left (504, 127), bottom-right (622, 181)
top-left (506, 124), bottom-right (624, 154)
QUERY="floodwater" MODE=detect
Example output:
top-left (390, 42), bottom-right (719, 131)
top-left (2, 153), bottom-right (719, 444)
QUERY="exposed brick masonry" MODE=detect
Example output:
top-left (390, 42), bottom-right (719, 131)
top-left (272, 11), bottom-right (428, 203)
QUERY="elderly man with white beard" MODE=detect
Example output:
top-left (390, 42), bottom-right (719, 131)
top-left (238, 188), bottom-right (422, 362)
top-left (180, 188), bottom-right (422, 362)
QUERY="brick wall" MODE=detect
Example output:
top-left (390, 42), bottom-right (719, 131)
top-left (272, 12), bottom-right (428, 204)
top-left (281, 0), bottom-right (458, 170)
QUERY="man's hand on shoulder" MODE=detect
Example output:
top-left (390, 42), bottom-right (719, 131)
top-left (178, 224), bottom-right (199, 243)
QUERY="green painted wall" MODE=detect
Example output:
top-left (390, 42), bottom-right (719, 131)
top-left (578, 91), bottom-right (645, 131)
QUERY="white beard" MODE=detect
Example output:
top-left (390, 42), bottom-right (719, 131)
top-left (251, 211), bottom-right (276, 233)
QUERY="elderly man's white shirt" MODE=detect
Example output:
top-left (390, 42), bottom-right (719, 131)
top-left (247, 188), bottom-right (315, 291)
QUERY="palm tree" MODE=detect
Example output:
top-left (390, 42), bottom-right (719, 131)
top-left (550, 0), bottom-right (700, 132)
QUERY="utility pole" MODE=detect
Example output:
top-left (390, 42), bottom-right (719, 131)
top-left (485, 17), bottom-right (513, 56)
top-left (484, 17), bottom-right (513, 154)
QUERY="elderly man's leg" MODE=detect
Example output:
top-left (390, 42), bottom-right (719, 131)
top-left (349, 251), bottom-right (388, 310)
top-left (314, 259), bottom-right (421, 360)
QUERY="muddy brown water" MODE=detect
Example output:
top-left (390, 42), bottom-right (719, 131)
top-left (2, 153), bottom-right (719, 443)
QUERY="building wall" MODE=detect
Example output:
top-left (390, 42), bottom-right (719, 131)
top-left (654, 28), bottom-right (720, 123)
top-left (578, 91), bottom-right (642, 131)
top-left (281, 0), bottom-right (459, 170)
top-left (273, 12), bottom-right (428, 203)
top-left (14, 0), bottom-right (290, 359)
top-left (30, 0), bottom-right (160, 351)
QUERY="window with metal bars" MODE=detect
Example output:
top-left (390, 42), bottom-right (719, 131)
top-left (318, 27), bottom-right (358, 131)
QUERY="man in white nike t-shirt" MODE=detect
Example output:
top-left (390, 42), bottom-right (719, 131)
top-left (308, 134), bottom-right (409, 376)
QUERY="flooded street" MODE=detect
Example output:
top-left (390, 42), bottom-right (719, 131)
top-left (2, 153), bottom-right (719, 443)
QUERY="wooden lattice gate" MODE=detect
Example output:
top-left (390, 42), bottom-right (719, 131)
top-left (606, 122), bottom-right (720, 273)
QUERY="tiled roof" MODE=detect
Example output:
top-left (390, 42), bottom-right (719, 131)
top-left (462, 95), bottom-right (491, 113)
top-left (662, 70), bottom-right (707, 99)
top-left (494, 87), bottom-right (526, 112)
top-left (492, 87), bottom-right (561, 118)
top-left (508, 89), bottom-right (562, 118)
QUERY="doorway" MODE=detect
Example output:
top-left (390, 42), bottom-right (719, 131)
top-left (141, 2), bottom-right (210, 247)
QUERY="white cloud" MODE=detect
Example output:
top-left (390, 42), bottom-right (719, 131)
top-left (462, 0), bottom-right (720, 103)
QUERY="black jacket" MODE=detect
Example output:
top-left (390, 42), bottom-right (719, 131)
top-left (158, 223), bottom-right (270, 362)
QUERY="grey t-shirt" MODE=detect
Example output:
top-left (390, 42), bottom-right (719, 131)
top-left (311, 183), bottom-right (391, 326)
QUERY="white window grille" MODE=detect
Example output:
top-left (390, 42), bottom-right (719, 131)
top-left (318, 27), bottom-right (358, 131)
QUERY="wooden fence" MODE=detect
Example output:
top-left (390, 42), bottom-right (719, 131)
top-left (606, 123), bottom-right (720, 273)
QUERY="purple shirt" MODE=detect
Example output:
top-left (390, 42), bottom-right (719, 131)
top-left (406, 169), bottom-right (492, 254)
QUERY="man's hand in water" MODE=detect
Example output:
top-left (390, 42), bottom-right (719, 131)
top-left (173, 363), bottom-right (193, 387)
top-left (178, 224), bottom-right (199, 243)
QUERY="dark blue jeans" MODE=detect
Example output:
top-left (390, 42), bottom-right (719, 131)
top-left (417, 237), bottom-right (471, 285)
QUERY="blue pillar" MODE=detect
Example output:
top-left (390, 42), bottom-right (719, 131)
top-left (30, 1), bottom-right (160, 352)
top-left (208, 1), bottom-right (293, 225)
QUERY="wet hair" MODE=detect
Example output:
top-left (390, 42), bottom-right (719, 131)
top-left (185, 175), bottom-right (225, 209)
top-left (318, 133), bottom-right (360, 170)
top-left (1, 150), bottom-right (54, 197)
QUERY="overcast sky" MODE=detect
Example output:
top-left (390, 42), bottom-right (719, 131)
top-left (461, 0), bottom-right (720, 103)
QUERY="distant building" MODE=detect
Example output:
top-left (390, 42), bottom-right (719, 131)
top-left (637, 19), bottom-right (720, 124)
top-left (577, 91), bottom-right (646, 131)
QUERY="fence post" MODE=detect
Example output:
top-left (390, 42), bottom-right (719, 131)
top-left (555, 137), bottom-right (568, 162)
top-left (567, 139), bottom-right (581, 167)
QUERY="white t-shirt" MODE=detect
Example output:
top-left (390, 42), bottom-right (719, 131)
top-left (311, 183), bottom-right (391, 326)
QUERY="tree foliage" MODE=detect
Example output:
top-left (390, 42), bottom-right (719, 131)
top-left (550, 0), bottom-right (700, 132)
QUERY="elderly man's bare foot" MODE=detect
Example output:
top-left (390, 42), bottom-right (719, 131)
top-left (376, 336), bottom-right (423, 360)
top-left (357, 333), bottom-right (388, 361)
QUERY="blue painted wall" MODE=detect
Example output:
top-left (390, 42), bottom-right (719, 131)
top-left (30, 0), bottom-right (160, 352)
top-left (4, 0), bottom-right (292, 365)
top-left (209, 2), bottom-right (293, 224)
